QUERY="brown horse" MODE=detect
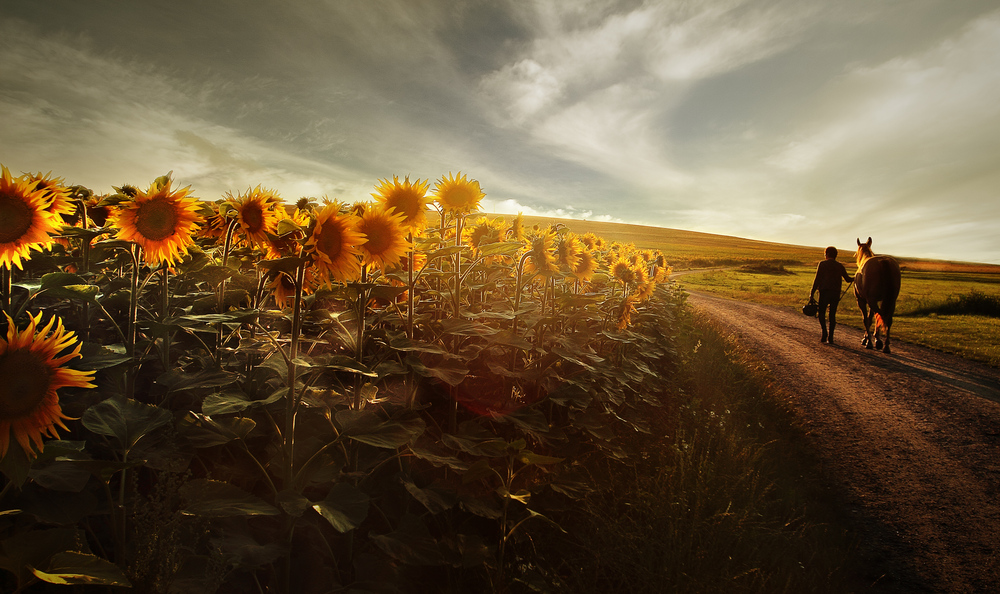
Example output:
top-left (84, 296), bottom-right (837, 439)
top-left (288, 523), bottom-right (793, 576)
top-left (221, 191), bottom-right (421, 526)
top-left (854, 237), bottom-right (901, 354)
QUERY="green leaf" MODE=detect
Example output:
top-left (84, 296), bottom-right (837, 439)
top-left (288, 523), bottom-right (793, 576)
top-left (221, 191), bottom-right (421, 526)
top-left (276, 490), bottom-right (312, 518)
top-left (336, 410), bottom-right (425, 449)
top-left (369, 514), bottom-right (445, 566)
top-left (312, 482), bottom-right (370, 532)
top-left (275, 218), bottom-right (303, 236)
top-left (406, 354), bottom-right (468, 386)
top-left (517, 451), bottom-right (564, 466)
top-left (401, 478), bottom-right (456, 514)
top-left (28, 461), bottom-right (92, 492)
top-left (477, 240), bottom-right (524, 257)
top-left (368, 284), bottom-right (408, 302)
top-left (484, 328), bottom-right (533, 350)
top-left (201, 390), bottom-right (252, 415)
top-left (324, 355), bottom-right (378, 377)
top-left (40, 284), bottom-right (101, 304)
top-left (388, 334), bottom-right (448, 355)
top-left (438, 318), bottom-right (498, 337)
top-left (425, 245), bottom-right (466, 259)
top-left (155, 368), bottom-right (240, 393)
top-left (81, 398), bottom-right (172, 453)
top-left (77, 343), bottom-right (131, 371)
top-left (0, 440), bottom-right (32, 487)
top-left (409, 439), bottom-right (469, 471)
top-left (178, 413), bottom-right (256, 447)
top-left (180, 479), bottom-right (280, 517)
top-left (489, 407), bottom-right (551, 436)
top-left (31, 551), bottom-right (131, 586)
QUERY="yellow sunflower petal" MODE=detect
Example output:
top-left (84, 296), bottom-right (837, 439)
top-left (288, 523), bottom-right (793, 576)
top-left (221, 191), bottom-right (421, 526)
top-left (0, 312), bottom-right (95, 459)
top-left (433, 172), bottom-right (485, 215)
top-left (0, 165), bottom-right (61, 270)
top-left (109, 176), bottom-right (203, 266)
top-left (371, 176), bottom-right (430, 231)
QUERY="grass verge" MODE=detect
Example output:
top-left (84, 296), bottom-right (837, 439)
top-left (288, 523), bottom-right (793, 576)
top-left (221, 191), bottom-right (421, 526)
top-left (678, 268), bottom-right (1000, 367)
top-left (528, 310), bottom-right (888, 593)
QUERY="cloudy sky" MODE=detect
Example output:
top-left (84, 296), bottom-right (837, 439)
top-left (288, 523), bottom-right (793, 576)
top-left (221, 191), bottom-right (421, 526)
top-left (2, 0), bottom-right (999, 263)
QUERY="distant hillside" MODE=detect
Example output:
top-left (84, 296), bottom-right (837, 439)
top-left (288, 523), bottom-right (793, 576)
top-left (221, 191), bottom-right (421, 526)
top-left (516, 215), bottom-right (1000, 273)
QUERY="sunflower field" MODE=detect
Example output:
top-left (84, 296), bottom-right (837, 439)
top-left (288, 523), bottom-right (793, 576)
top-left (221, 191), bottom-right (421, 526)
top-left (0, 166), bottom-right (683, 592)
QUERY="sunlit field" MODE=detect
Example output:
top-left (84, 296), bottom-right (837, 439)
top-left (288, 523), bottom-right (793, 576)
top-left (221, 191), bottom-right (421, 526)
top-left (4, 165), bottom-right (988, 591)
top-left (678, 263), bottom-right (1000, 366)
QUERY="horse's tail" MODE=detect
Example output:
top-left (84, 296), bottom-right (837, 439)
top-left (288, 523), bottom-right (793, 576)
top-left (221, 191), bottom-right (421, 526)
top-left (873, 313), bottom-right (884, 331)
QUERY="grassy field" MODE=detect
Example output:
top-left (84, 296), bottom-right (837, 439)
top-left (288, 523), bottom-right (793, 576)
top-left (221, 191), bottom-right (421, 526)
top-left (522, 215), bottom-right (1000, 366)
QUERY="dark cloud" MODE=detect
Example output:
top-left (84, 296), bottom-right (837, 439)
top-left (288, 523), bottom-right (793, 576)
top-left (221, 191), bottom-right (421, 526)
top-left (2, 0), bottom-right (998, 262)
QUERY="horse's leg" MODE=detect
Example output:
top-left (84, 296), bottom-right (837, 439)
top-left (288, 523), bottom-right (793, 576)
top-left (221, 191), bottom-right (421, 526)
top-left (871, 304), bottom-right (885, 351)
top-left (858, 299), bottom-right (873, 348)
top-left (882, 303), bottom-right (896, 355)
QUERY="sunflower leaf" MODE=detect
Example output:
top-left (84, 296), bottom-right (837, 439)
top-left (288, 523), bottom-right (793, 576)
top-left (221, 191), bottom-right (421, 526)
top-left (312, 483), bottom-right (370, 533)
top-left (80, 398), bottom-right (172, 454)
top-left (31, 551), bottom-right (131, 587)
top-left (180, 479), bottom-right (280, 517)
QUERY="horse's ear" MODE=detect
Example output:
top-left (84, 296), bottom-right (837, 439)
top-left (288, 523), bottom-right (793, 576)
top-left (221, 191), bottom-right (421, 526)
top-left (865, 237), bottom-right (872, 248)
top-left (857, 238), bottom-right (862, 246)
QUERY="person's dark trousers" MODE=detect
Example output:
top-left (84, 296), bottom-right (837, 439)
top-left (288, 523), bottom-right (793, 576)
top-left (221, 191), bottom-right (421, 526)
top-left (818, 289), bottom-right (841, 343)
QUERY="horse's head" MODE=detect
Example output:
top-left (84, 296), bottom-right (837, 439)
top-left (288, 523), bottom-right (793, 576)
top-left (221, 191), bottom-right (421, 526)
top-left (856, 237), bottom-right (874, 266)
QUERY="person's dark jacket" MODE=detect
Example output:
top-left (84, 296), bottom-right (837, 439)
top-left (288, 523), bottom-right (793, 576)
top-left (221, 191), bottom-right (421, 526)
top-left (811, 259), bottom-right (852, 296)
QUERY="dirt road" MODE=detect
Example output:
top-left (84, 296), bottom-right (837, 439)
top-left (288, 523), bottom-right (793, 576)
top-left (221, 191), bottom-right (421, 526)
top-left (685, 290), bottom-right (1000, 594)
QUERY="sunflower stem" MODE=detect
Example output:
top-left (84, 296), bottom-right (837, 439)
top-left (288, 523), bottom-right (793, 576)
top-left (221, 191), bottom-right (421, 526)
top-left (353, 266), bottom-right (369, 411)
top-left (126, 244), bottom-right (142, 402)
top-left (160, 266), bottom-right (170, 373)
top-left (0, 263), bottom-right (10, 317)
top-left (217, 217), bottom-right (240, 353)
top-left (406, 234), bottom-right (415, 340)
top-left (284, 256), bottom-right (306, 485)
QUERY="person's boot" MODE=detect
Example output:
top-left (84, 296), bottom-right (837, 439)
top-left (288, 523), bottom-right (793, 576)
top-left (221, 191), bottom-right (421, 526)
top-left (820, 322), bottom-right (828, 343)
top-left (828, 323), bottom-right (836, 345)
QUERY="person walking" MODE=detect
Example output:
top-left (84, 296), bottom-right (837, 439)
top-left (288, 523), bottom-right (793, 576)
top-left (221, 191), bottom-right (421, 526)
top-left (809, 246), bottom-right (854, 344)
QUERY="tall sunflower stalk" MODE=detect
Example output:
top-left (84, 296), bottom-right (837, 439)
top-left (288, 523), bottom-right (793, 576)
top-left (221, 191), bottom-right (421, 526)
top-left (109, 174), bottom-right (201, 400)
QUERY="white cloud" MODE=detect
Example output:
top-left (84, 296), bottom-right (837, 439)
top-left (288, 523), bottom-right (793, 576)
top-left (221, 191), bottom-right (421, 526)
top-left (479, 59), bottom-right (563, 124)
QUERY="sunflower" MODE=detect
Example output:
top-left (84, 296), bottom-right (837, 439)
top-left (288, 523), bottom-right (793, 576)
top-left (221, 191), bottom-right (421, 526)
top-left (634, 280), bottom-right (656, 302)
top-left (524, 230), bottom-right (558, 277)
top-left (305, 202), bottom-right (366, 284)
top-left (0, 165), bottom-right (61, 270)
top-left (372, 176), bottom-right (430, 231)
top-left (555, 233), bottom-right (582, 272)
top-left (265, 268), bottom-right (316, 310)
top-left (110, 176), bottom-right (203, 266)
top-left (357, 204), bottom-right (409, 271)
top-left (85, 194), bottom-right (112, 228)
top-left (509, 212), bottom-right (526, 242)
top-left (225, 186), bottom-right (282, 249)
top-left (464, 216), bottom-right (506, 252)
top-left (433, 172), bottom-right (485, 215)
top-left (0, 312), bottom-right (95, 458)
top-left (610, 258), bottom-right (637, 285)
top-left (572, 250), bottom-right (599, 282)
top-left (616, 296), bottom-right (638, 331)
top-left (23, 171), bottom-right (75, 225)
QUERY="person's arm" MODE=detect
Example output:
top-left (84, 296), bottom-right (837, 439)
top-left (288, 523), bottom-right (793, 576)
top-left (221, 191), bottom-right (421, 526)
top-left (810, 264), bottom-right (821, 300)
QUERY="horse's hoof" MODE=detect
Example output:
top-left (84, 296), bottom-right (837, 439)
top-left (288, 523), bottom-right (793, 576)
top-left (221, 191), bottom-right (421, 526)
top-left (875, 339), bottom-right (884, 350)
top-left (883, 346), bottom-right (891, 355)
